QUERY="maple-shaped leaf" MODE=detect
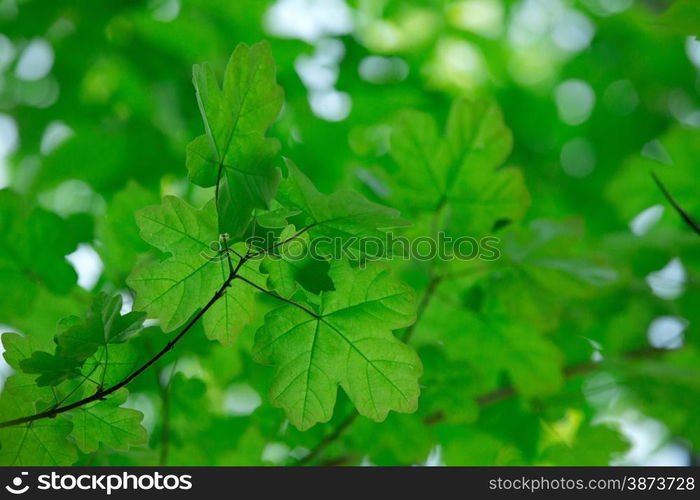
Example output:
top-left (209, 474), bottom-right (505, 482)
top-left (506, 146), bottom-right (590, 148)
top-left (16, 293), bottom-right (145, 387)
top-left (418, 297), bottom-right (564, 398)
top-left (277, 161), bottom-right (410, 259)
top-left (389, 98), bottom-right (530, 235)
top-left (254, 262), bottom-right (421, 430)
top-left (69, 389), bottom-right (147, 454)
top-left (186, 42), bottom-right (284, 237)
top-left (0, 392), bottom-right (77, 465)
top-left (126, 196), bottom-right (256, 344)
top-left (20, 351), bottom-right (82, 387)
top-left (55, 293), bottom-right (146, 361)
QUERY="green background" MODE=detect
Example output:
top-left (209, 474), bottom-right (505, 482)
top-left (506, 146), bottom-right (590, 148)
top-left (0, 0), bottom-right (699, 466)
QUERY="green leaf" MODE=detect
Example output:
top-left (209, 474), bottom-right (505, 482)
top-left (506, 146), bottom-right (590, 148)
top-left (259, 225), bottom-right (309, 298)
top-left (20, 351), bottom-right (82, 387)
top-left (0, 419), bottom-right (77, 466)
top-left (98, 181), bottom-right (159, 283)
top-left (659, 0), bottom-right (700, 38)
top-left (2, 373), bottom-right (55, 403)
top-left (186, 42), bottom-right (284, 237)
top-left (483, 219), bottom-right (614, 331)
top-left (2, 332), bottom-right (42, 371)
top-left (55, 293), bottom-right (146, 361)
top-left (412, 283), bottom-right (564, 398)
top-left (259, 224), bottom-right (332, 299)
top-left (418, 345), bottom-right (481, 424)
top-left (0, 189), bottom-right (80, 318)
top-left (607, 126), bottom-right (700, 227)
top-left (437, 424), bottom-right (524, 465)
top-left (127, 196), bottom-right (256, 343)
top-left (0, 392), bottom-right (77, 465)
top-left (277, 161), bottom-right (410, 258)
top-left (539, 416), bottom-right (629, 466)
top-left (69, 390), bottom-right (147, 454)
top-left (255, 203), bottom-right (301, 229)
top-left (389, 98), bottom-right (529, 235)
top-left (254, 262), bottom-right (421, 430)
top-left (82, 343), bottom-right (144, 388)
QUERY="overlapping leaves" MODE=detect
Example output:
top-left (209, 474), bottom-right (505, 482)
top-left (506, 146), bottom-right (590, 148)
top-left (186, 41), bottom-right (284, 238)
top-left (126, 196), bottom-right (257, 345)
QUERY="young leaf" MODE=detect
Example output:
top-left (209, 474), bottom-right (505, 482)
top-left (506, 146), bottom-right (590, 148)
top-left (20, 351), bottom-right (82, 387)
top-left (69, 390), bottom-right (147, 454)
top-left (55, 293), bottom-right (146, 361)
top-left (82, 343), bottom-right (143, 388)
top-left (254, 262), bottom-right (421, 430)
top-left (186, 42), bottom-right (284, 237)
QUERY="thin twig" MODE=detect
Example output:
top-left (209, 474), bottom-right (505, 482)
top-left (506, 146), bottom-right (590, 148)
top-left (297, 411), bottom-right (359, 466)
top-left (402, 276), bottom-right (441, 342)
top-left (651, 172), bottom-right (700, 236)
top-left (0, 274), bottom-right (234, 428)
top-left (158, 372), bottom-right (173, 466)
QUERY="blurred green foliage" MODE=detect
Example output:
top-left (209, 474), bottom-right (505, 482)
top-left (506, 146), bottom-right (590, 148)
top-left (0, 0), bottom-right (699, 466)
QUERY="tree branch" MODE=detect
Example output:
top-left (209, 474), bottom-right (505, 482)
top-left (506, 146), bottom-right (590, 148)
top-left (0, 221), bottom-right (316, 429)
top-left (0, 271), bottom-right (235, 428)
top-left (651, 172), bottom-right (700, 236)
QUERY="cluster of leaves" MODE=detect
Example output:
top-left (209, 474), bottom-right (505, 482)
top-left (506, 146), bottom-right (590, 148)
top-left (0, 0), bottom-right (698, 466)
top-left (0, 41), bottom-right (424, 463)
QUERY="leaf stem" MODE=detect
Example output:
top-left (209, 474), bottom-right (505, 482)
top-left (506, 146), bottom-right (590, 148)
top-left (234, 275), bottom-right (321, 319)
top-left (246, 223), bottom-right (316, 259)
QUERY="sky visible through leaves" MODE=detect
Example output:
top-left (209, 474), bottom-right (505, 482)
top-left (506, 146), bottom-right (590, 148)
top-left (0, 0), bottom-right (699, 466)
